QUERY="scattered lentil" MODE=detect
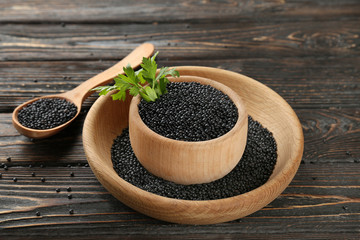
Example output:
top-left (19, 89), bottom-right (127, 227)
top-left (67, 194), bottom-right (72, 199)
top-left (17, 98), bottom-right (77, 130)
top-left (56, 188), bottom-right (61, 193)
top-left (4, 165), bottom-right (8, 171)
top-left (67, 187), bottom-right (72, 192)
top-left (69, 209), bottom-right (74, 214)
top-left (41, 177), bottom-right (46, 182)
top-left (111, 116), bottom-right (277, 200)
top-left (13, 177), bottom-right (17, 182)
top-left (138, 82), bottom-right (238, 141)
top-left (36, 211), bottom-right (41, 216)
top-left (70, 172), bottom-right (74, 177)
top-left (0, 173), bottom-right (2, 178)
top-left (31, 172), bottom-right (36, 177)
top-left (6, 157), bottom-right (11, 162)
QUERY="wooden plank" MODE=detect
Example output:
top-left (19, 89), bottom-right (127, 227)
top-left (301, 108), bottom-right (360, 162)
top-left (0, 20), bottom-right (359, 61)
top-left (0, 56), bottom-right (359, 111)
top-left (0, 0), bottom-right (359, 23)
top-left (1, 107), bottom-right (359, 165)
top-left (0, 163), bottom-right (359, 236)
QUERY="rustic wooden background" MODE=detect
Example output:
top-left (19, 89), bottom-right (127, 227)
top-left (0, 0), bottom-right (359, 239)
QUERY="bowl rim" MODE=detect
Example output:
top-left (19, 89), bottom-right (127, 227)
top-left (83, 66), bottom-right (304, 224)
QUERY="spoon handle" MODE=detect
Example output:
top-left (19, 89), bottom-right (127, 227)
top-left (65, 43), bottom-right (154, 105)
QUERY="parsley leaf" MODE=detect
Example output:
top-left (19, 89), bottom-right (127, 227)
top-left (91, 52), bottom-right (179, 102)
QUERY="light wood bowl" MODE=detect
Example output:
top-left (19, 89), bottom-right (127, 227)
top-left (129, 75), bottom-right (248, 185)
top-left (83, 66), bottom-right (304, 225)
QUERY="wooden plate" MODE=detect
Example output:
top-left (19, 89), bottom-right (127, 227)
top-left (82, 66), bottom-right (304, 224)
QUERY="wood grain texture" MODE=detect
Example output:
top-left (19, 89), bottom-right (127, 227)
top-left (1, 56), bottom-right (359, 112)
top-left (0, 20), bottom-right (359, 61)
top-left (0, 0), bottom-right (359, 237)
top-left (0, 0), bottom-right (359, 23)
top-left (0, 164), bottom-right (359, 236)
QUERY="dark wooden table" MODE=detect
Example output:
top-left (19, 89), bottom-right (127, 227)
top-left (1, 1), bottom-right (359, 239)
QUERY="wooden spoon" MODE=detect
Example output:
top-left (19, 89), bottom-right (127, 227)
top-left (12, 43), bottom-right (154, 139)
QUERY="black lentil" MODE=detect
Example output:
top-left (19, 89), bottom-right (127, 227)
top-left (70, 172), bottom-right (74, 177)
top-left (6, 157), bottom-right (11, 162)
top-left (31, 172), bottom-right (36, 177)
top-left (67, 187), bottom-right (72, 192)
top-left (41, 177), bottom-right (46, 182)
top-left (13, 177), bottom-right (17, 182)
top-left (4, 165), bottom-right (8, 171)
top-left (36, 211), bottom-right (41, 216)
top-left (17, 98), bottom-right (77, 130)
top-left (69, 209), bottom-right (74, 214)
top-left (56, 188), bottom-right (60, 193)
top-left (138, 82), bottom-right (238, 141)
top-left (67, 194), bottom-right (72, 199)
top-left (0, 173), bottom-right (2, 178)
top-left (111, 116), bottom-right (277, 200)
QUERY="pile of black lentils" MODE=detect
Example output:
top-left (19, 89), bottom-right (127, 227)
top-left (18, 98), bottom-right (77, 130)
top-left (111, 116), bottom-right (277, 200)
top-left (138, 82), bottom-right (239, 141)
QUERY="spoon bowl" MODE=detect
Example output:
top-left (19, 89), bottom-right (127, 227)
top-left (12, 43), bottom-right (154, 139)
top-left (12, 94), bottom-right (80, 139)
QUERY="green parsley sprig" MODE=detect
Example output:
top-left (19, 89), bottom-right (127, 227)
top-left (91, 52), bottom-right (179, 102)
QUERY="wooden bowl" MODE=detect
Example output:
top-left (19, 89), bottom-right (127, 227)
top-left (129, 75), bottom-right (248, 185)
top-left (83, 66), bottom-right (304, 225)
